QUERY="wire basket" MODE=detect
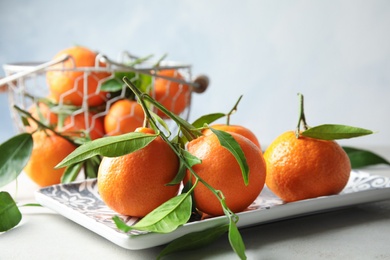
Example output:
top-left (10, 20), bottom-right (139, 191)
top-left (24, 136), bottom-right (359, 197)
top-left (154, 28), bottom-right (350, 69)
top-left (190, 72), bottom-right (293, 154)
top-left (0, 51), bottom-right (209, 140)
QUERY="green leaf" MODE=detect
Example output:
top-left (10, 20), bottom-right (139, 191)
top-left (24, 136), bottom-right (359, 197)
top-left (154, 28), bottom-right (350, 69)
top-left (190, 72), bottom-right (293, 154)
top-left (56, 132), bottom-right (157, 168)
top-left (0, 191), bottom-right (22, 232)
top-left (0, 133), bottom-right (33, 187)
top-left (209, 128), bottom-right (249, 185)
top-left (101, 72), bottom-right (152, 93)
top-left (114, 193), bottom-right (192, 233)
top-left (228, 220), bottom-right (247, 260)
top-left (181, 148), bottom-right (202, 167)
top-left (101, 72), bottom-right (137, 92)
top-left (167, 148), bottom-right (202, 186)
top-left (343, 146), bottom-right (390, 169)
top-left (166, 160), bottom-right (187, 186)
top-left (301, 124), bottom-right (373, 140)
top-left (191, 113), bottom-right (226, 128)
top-left (143, 94), bottom-right (202, 140)
top-left (150, 109), bottom-right (171, 135)
top-left (157, 224), bottom-right (229, 259)
top-left (61, 162), bottom-right (83, 183)
top-left (85, 157), bottom-right (99, 179)
top-left (138, 73), bottom-right (153, 93)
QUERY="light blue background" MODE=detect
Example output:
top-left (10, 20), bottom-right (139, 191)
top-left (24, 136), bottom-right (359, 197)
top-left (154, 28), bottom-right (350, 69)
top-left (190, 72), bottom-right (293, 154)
top-left (1, 0), bottom-right (389, 148)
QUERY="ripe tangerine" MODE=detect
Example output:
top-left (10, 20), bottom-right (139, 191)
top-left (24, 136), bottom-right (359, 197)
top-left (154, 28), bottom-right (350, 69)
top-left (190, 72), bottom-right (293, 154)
top-left (203, 124), bottom-right (261, 149)
top-left (104, 99), bottom-right (145, 136)
top-left (24, 130), bottom-right (76, 187)
top-left (59, 112), bottom-right (105, 140)
top-left (97, 127), bottom-right (180, 217)
top-left (264, 131), bottom-right (351, 202)
top-left (153, 69), bottom-right (191, 118)
top-left (46, 46), bottom-right (110, 107)
top-left (186, 132), bottom-right (266, 216)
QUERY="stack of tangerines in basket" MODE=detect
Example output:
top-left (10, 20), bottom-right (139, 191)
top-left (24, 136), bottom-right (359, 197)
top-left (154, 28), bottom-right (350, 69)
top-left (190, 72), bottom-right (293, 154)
top-left (17, 46), bottom-right (200, 187)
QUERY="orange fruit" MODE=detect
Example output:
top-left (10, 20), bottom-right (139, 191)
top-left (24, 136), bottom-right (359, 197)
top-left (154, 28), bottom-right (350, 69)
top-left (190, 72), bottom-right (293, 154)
top-left (24, 130), bottom-right (76, 187)
top-left (153, 69), bottom-right (191, 118)
top-left (97, 127), bottom-right (180, 217)
top-left (203, 124), bottom-right (261, 149)
top-left (186, 132), bottom-right (266, 216)
top-left (104, 99), bottom-right (145, 136)
top-left (263, 131), bottom-right (351, 202)
top-left (46, 46), bottom-right (110, 107)
top-left (60, 112), bottom-right (105, 140)
top-left (25, 102), bottom-right (58, 133)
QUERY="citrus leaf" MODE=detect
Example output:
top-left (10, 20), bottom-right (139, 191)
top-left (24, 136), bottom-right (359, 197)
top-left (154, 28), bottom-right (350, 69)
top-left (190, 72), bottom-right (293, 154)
top-left (181, 148), bottom-right (202, 167)
top-left (167, 148), bottom-right (202, 186)
top-left (157, 224), bottom-right (229, 259)
top-left (61, 162), bottom-right (83, 183)
top-left (0, 133), bottom-right (33, 187)
top-left (166, 160), bottom-right (187, 186)
top-left (143, 93), bottom-right (202, 140)
top-left (101, 72), bottom-right (137, 92)
top-left (114, 193), bottom-right (192, 233)
top-left (138, 73), bottom-right (153, 93)
top-left (85, 158), bottom-right (99, 179)
top-left (301, 124), bottom-right (373, 140)
top-left (228, 220), bottom-right (246, 260)
top-left (56, 132), bottom-right (157, 168)
top-left (0, 191), bottom-right (22, 232)
top-left (191, 113), bottom-right (226, 128)
top-left (150, 109), bottom-right (171, 135)
top-left (209, 128), bottom-right (249, 185)
top-left (343, 146), bottom-right (390, 169)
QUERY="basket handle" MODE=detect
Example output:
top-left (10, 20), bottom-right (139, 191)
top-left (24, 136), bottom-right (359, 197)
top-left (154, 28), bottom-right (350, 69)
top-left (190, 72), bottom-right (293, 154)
top-left (0, 54), bottom-right (69, 92)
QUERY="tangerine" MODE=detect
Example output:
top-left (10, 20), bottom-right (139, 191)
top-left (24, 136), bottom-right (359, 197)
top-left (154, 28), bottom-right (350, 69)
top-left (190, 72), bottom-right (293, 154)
top-left (46, 46), bottom-right (110, 107)
top-left (104, 99), bottom-right (145, 136)
top-left (60, 112), bottom-right (105, 140)
top-left (153, 70), bottom-right (191, 118)
top-left (97, 127), bottom-right (180, 217)
top-left (263, 131), bottom-right (351, 202)
top-left (24, 130), bottom-right (76, 187)
top-left (186, 132), bottom-right (266, 216)
top-left (203, 124), bottom-right (261, 149)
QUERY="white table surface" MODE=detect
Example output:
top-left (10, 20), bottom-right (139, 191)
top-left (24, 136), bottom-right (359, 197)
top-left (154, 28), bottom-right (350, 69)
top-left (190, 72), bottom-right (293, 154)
top-left (2, 147), bottom-right (390, 260)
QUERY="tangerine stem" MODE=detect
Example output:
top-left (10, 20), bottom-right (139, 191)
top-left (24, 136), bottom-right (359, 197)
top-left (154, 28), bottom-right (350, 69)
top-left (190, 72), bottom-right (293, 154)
top-left (13, 105), bottom-right (77, 145)
top-left (226, 95), bottom-right (243, 125)
top-left (122, 77), bottom-right (155, 129)
top-left (295, 93), bottom-right (309, 138)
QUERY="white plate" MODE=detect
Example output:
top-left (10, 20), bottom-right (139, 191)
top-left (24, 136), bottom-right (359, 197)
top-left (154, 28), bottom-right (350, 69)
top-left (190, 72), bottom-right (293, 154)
top-left (35, 170), bottom-right (390, 250)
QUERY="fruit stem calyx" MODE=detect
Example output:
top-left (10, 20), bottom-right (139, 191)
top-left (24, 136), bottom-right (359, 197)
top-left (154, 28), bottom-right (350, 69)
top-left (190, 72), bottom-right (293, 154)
top-left (295, 93), bottom-right (310, 138)
top-left (226, 95), bottom-right (243, 125)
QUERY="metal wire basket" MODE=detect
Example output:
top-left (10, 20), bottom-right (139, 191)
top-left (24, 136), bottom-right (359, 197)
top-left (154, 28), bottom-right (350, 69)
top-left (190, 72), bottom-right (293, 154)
top-left (0, 51), bottom-right (209, 140)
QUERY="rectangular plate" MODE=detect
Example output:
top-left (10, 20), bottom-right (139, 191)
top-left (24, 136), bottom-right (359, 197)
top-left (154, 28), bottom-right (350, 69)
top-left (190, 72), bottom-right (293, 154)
top-left (35, 170), bottom-right (390, 250)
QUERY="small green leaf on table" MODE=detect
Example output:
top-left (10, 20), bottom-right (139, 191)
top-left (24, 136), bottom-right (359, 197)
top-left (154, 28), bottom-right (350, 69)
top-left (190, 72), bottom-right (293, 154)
top-left (0, 191), bottom-right (22, 232)
top-left (0, 133), bottom-right (33, 187)
top-left (301, 124), bottom-right (373, 140)
top-left (228, 220), bottom-right (247, 260)
top-left (343, 146), bottom-right (390, 168)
